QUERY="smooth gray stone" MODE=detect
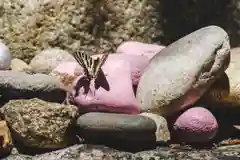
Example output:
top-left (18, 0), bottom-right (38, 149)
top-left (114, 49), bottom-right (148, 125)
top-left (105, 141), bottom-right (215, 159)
top-left (137, 25), bottom-right (230, 116)
top-left (76, 112), bottom-right (156, 142)
top-left (0, 71), bottom-right (66, 103)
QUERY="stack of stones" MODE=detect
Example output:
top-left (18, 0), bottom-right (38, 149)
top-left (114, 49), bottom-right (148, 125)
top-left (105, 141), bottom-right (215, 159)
top-left (0, 25), bottom-right (239, 158)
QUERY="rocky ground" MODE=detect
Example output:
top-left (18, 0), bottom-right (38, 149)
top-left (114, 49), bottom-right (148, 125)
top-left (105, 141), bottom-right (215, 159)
top-left (0, 1), bottom-right (240, 160)
top-left (2, 144), bottom-right (240, 160)
top-left (0, 26), bottom-right (238, 159)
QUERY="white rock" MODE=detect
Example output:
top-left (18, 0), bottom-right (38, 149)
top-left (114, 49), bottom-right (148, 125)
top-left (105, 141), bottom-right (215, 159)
top-left (0, 42), bottom-right (11, 70)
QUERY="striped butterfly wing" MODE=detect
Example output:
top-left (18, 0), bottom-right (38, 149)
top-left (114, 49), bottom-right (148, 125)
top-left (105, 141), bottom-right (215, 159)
top-left (73, 51), bottom-right (108, 81)
top-left (73, 51), bottom-right (93, 79)
top-left (92, 53), bottom-right (109, 79)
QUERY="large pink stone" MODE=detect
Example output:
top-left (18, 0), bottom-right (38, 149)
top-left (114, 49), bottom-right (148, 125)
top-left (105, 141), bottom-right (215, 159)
top-left (70, 58), bottom-right (140, 114)
top-left (116, 41), bottom-right (165, 59)
top-left (172, 107), bottom-right (218, 143)
top-left (92, 54), bottom-right (150, 91)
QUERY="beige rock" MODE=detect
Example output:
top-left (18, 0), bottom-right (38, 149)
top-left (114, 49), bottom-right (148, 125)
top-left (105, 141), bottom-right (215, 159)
top-left (0, 120), bottom-right (13, 154)
top-left (29, 48), bottom-right (75, 74)
top-left (11, 58), bottom-right (32, 73)
top-left (137, 26), bottom-right (230, 117)
top-left (140, 113), bottom-right (170, 142)
top-left (0, 98), bottom-right (78, 149)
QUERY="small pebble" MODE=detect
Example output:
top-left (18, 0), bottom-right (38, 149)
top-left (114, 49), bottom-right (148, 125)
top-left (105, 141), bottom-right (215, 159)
top-left (0, 42), bottom-right (11, 70)
top-left (172, 107), bottom-right (218, 143)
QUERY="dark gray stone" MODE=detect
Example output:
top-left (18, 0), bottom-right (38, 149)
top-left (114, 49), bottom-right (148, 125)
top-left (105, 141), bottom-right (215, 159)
top-left (0, 71), bottom-right (66, 103)
top-left (76, 112), bottom-right (156, 148)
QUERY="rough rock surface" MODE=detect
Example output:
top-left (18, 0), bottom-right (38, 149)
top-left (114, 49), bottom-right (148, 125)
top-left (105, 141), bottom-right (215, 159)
top-left (0, 0), bottom-right (162, 63)
top-left (2, 144), bottom-right (240, 160)
top-left (0, 71), bottom-right (66, 103)
top-left (137, 26), bottom-right (230, 117)
top-left (0, 98), bottom-right (78, 149)
top-left (11, 58), bottom-right (32, 73)
top-left (172, 107), bottom-right (218, 143)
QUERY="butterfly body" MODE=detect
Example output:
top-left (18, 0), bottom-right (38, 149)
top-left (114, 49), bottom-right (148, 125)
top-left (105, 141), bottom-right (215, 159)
top-left (73, 51), bottom-right (108, 95)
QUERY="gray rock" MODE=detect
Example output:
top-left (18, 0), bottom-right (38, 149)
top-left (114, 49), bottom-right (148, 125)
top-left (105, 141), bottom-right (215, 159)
top-left (29, 48), bottom-right (75, 74)
top-left (137, 26), bottom-right (230, 117)
top-left (3, 144), bottom-right (240, 160)
top-left (0, 0), bottom-right (162, 63)
top-left (0, 71), bottom-right (66, 103)
top-left (0, 98), bottom-right (79, 149)
top-left (140, 113), bottom-right (170, 142)
top-left (76, 112), bottom-right (156, 143)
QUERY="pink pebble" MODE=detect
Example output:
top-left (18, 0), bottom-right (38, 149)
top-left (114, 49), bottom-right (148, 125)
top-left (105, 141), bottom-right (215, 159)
top-left (51, 62), bottom-right (82, 76)
top-left (172, 107), bottom-right (218, 143)
top-left (116, 41), bottom-right (165, 60)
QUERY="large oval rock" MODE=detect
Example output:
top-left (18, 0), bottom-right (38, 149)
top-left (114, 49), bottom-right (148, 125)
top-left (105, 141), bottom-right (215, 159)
top-left (71, 58), bottom-right (140, 114)
top-left (136, 26), bottom-right (230, 117)
top-left (0, 71), bottom-right (66, 103)
top-left (0, 98), bottom-right (78, 149)
top-left (76, 112), bottom-right (156, 147)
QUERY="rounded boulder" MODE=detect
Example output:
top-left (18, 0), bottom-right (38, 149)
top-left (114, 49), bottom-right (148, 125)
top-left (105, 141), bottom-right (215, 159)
top-left (137, 26), bottom-right (230, 116)
top-left (172, 107), bottom-right (218, 143)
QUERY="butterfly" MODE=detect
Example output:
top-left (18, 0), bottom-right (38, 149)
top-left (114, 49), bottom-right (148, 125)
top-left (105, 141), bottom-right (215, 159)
top-left (73, 51), bottom-right (109, 94)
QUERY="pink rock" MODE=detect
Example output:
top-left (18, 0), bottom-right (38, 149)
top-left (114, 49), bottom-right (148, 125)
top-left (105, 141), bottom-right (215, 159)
top-left (50, 62), bottom-right (83, 87)
top-left (51, 62), bottom-right (82, 76)
top-left (116, 41), bottom-right (165, 59)
top-left (172, 107), bottom-right (218, 143)
top-left (70, 58), bottom-right (140, 114)
top-left (92, 54), bottom-right (150, 91)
